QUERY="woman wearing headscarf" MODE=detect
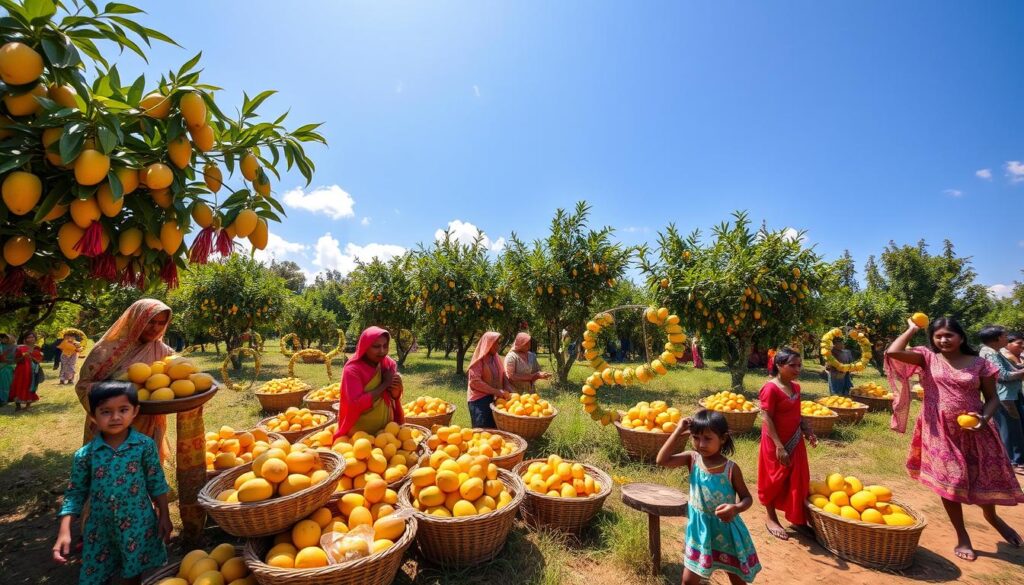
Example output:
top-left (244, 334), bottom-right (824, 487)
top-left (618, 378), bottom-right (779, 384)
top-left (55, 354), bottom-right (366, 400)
top-left (467, 332), bottom-right (515, 428)
top-left (503, 332), bottom-right (550, 393)
top-left (334, 326), bottom-right (404, 438)
top-left (75, 299), bottom-right (173, 460)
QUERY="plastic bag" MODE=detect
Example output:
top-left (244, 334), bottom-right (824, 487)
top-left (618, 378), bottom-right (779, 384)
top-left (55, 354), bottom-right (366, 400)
top-left (320, 508), bottom-right (415, 565)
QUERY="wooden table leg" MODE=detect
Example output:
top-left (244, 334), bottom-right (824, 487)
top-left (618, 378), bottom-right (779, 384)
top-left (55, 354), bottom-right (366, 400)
top-left (176, 406), bottom-right (207, 543)
top-left (648, 512), bottom-right (661, 575)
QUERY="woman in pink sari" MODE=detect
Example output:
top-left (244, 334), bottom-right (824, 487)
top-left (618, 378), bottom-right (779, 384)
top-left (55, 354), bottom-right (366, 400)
top-left (467, 332), bottom-right (514, 428)
top-left (503, 333), bottom-right (551, 393)
top-left (75, 299), bottom-right (174, 461)
top-left (333, 327), bottom-right (404, 438)
top-left (886, 316), bottom-right (1023, 561)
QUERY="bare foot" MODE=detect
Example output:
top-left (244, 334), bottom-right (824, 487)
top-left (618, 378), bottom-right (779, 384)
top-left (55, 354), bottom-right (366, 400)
top-left (954, 539), bottom-right (976, 561)
top-left (985, 513), bottom-right (1023, 547)
top-left (765, 520), bottom-right (789, 540)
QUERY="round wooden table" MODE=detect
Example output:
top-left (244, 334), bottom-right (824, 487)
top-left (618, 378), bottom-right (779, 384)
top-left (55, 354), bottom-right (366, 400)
top-left (621, 482), bottom-right (688, 575)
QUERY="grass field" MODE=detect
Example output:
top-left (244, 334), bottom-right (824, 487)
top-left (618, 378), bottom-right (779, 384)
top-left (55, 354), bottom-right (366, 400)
top-left (4, 341), bottom-right (1022, 585)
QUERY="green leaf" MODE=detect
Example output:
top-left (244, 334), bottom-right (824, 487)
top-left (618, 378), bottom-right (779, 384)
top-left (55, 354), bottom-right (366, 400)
top-left (127, 74), bottom-right (145, 104)
top-left (32, 181), bottom-right (69, 222)
top-left (40, 36), bottom-right (68, 68)
top-left (242, 90), bottom-right (276, 117)
top-left (59, 122), bottom-right (87, 164)
top-left (102, 2), bottom-right (144, 14)
top-left (106, 168), bottom-right (124, 201)
top-left (141, 26), bottom-right (178, 46)
top-left (96, 125), bottom-right (118, 154)
top-left (177, 51), bottom-right (203, 78)
top-left (0, 153), bottom-right (29, 175)
top-left (0, 3), bottom-right (27, 24)
top-left (23, 0), bottom-right (56, 23)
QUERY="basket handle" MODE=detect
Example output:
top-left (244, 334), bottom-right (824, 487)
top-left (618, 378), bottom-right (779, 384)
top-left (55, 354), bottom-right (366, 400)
top-left (289, 348), bottom-right (333, 381)
top-left (221, 347), bottom-right (262, 391)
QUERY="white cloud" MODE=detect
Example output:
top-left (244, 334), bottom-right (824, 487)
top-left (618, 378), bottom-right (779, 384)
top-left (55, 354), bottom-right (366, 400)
top-left (311, 232), bottom-right (406, 276)
top-left (1006, 161), bottom-right (1024, 183)
top-left (989, 284), bottom-right (1014, 299)
top-left (975, 168), bottom-right (992, 180)
top-left (282, 185), bottom-right (356, 220)
top-left (231, 233), bottom-right (306, 264)
top-left (435, 219), bottom-right (505, 252)
top-left (360, 217), bottom-right (371, 226)
top-left (782, 227), bottom-right (807, 243)
top-left (944, 189), bottom-right (963, 197)
top-left (473, 85), bottom-right (481, 98)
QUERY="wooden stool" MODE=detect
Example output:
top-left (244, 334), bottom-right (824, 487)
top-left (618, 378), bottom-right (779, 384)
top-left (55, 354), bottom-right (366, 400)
top-left (621, 482), bottom-right (688, 575)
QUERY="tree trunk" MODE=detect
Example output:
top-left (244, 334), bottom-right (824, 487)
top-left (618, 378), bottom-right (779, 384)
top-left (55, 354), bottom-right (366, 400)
top-left (214, 341), bottom-right (221, 355)
top-left (723, 336), bottom-right (753, 391)
top-left (426, 343), bottom-right (433, 358)
top-left (455, 337), bottom-right (470, 376)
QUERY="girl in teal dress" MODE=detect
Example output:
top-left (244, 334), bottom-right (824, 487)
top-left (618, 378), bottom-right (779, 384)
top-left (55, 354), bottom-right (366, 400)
top-left (658, 409), bottom-right (761, 584)
top-left (0, 334), bottom-right (15, 403)
top-left (53, 381), bottom-right (172, 584)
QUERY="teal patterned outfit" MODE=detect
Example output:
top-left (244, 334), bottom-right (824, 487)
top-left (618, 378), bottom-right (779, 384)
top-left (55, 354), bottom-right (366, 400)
top-left (59, 428), bottom-right (169, 584)
top-left (684, 455), bottom-right (761, 582)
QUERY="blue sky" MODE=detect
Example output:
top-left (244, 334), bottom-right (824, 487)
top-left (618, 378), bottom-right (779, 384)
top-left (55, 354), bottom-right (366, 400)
top-left (112, 1), bottom-right (1023, 294)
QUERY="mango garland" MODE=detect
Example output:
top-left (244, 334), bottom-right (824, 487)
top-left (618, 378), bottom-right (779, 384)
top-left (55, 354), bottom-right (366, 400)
top-left (289, 348), bottom-right (333, 381)
top-left (579, 306), bottom-right (688, 425)
top-left (325, 328), bottom-right (347, 365)
top-left (220, 347), bottom-right (262, 391)
top-left (820, 327), bottom-right (872, 373)
top-left (280, 333), bottom-right (301, 357)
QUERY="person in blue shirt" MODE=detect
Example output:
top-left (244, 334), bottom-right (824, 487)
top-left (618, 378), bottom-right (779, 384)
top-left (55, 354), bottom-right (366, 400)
top-left (53, 381), bottom-right (172, 584)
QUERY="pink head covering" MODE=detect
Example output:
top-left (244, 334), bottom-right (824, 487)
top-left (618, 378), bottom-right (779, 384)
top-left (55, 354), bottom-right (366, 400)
top-left (469, 331), bottom-right (502, 372)
top-left (334, 326), bottom-right (403, 437)
top-left (512, 332), bottom-right (531, 354)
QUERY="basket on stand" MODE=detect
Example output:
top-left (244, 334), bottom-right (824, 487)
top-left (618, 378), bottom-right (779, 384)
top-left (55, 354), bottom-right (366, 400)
top-left (851, 394), bottom-right (893, 413)
top-left (242, 517), bottom-right (417, 585)
top-left (803, 412), bottom-right (838, 437)
top-left (815, 400), bottom-right (869, 424)
top-left (197, 451), bottom-right (344, 537)
top-left (512, 459), bottom-right (612, 535)
top-left (806, 497), bottom-right (926, 570)
top-left (697, 398), bottom-right (760, 434)
top-left (404, 402), bottom-right (457, 428)
top-left (205, 430), bottom-right (286, 481)
top-left (257, 410), bottom-right (336, 444)
top-left (397, 468), bottom-right (525, 567)
top-left (490, 404), bottom-right (558, 440)
top-left (614, 416), bottom-right (688, 462)
top-left (142, 546), bottom-right (245, 585)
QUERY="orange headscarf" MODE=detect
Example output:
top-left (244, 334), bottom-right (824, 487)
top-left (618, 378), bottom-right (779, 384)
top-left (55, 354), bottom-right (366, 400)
top-left (76, 298), bottom-right (173, 459)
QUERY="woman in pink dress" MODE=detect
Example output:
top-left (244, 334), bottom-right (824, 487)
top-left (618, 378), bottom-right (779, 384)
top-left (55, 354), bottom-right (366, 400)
top-left (886, 316), bottom-right (1024, 561)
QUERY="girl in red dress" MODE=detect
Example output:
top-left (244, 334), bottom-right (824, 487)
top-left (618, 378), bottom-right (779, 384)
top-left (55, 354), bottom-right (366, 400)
top-left (758, 347), bottom-right (818, 539)
top-left (10, 331), bottom-right (42, 411)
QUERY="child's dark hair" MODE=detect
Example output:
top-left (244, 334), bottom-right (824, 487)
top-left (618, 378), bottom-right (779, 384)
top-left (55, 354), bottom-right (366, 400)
top-left (1009, 332), bottom-right (1024, 343)
top-left (769, 347), bottom-right (801, 376)
top-left (978, 325), bottom-right (1007, 344)
top-left (927, 317), bottom-right (978, 356)
top-left (17, 330), bottom-right (36, 344)
top-left (690, 408), bottom-right (734, 457)
top-left (88, 380), bottom-right (139, 413)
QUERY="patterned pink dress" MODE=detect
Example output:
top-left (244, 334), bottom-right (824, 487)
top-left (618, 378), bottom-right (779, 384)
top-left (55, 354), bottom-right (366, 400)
top-left (887, 346), bottom-right (1024, 505)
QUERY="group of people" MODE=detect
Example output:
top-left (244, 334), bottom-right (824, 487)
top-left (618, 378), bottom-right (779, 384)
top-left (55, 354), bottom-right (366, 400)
top-left (978, 326), bottom-right (1024, 475)
top-left (47, 299), bottom-right (1024, 584)
top-left (0, 331), bottom-right (43, 410)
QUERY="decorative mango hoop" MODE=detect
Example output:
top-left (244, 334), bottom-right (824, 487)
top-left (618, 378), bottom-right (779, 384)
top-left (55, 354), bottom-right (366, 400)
top-left (57, 327), bottom-right (90, 350)
top-left (220, 347), bottom-right (262, 391)
top-left (579, 305), bottom-right (689, 425)
top-left (243, 330), bottom-right (265, 352)
top-left (179, 344), bottom-right (203, 356)
top-left (289, 348), bottom-right (333, 381)
top-left (324, 329), bottom-right (347, 365)
top-left (820, 327), bottom-right (872, 373)
top-left (279, 332), bottom-right (300, 357)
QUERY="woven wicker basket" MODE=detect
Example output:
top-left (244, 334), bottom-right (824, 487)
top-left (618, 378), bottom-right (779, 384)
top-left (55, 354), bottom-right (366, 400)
top-left (198, 451), bottom-right (344, 537)
top-left (806, 497), bottom-right (926, 570)
top-left (850, 393), bottom-right (893, 413)
top-left (397, 468), bottom-right (525, 567)
top-left (206, 431), bottom-right (287, 481)
top-left (404, 403), bottom-right (456, 428)
top-left (256, 387), bottom-right (310, 412)
top-left (485, 429), bottom-right (528, 470)
top-left (815, 399), bottom-right (869, 424)
top-left (696, 399), bottom-right (760, 434)
top-left (242, 516), bottom-right (417, 585)
top-left (512, 459), bottom-right (612, 534)
top-left (490, 403), bottom-right (558, 440)
top-left (303, 389), bottom-right (338, 412)
top-left (142, 546), bottom-right (245, 585)
top-left (613, 417), bottom-right (688, 461)
top-left (802, 413), bottom-right (838, 436)
top-left (138, 384), bottom-right (219, 415)
top-left (258, 410), bottom-right (336, 443)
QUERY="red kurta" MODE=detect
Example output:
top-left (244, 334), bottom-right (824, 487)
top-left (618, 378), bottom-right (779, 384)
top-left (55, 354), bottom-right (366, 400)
top-left (757, 380), bottom-right (809, 525)
top-left (9, 345), bottom-right (41, 404)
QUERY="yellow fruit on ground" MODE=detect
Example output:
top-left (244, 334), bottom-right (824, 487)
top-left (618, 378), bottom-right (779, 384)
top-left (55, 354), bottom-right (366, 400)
top-left (2, 171), bottom-right (42, 215)
top-left (237, 478), bottom-right (274, 502)
top-left (177, 550), bottom-right (209, 578)
top-left (3, 235), bottom-right (35, 266)
top-left (0, 42), bottom-right (43, 85)
top-left (957, 414), bottom-right (980, 429)
top-left (74, 149), bottom-right (110, 186)
top-left (294, 546), bottom-right (328, 569)
top-left (291, 519), bottom-right (322, 549)
top-left (234, 209), bottom-right (258, 238)
top-left (180, 91), bottom-right (207, 127)
top-left (144, 163), bottom-right (174, 190)
top-left (140, 93), bottom-right (171, 118)
top-left (240, 152), bottom-right (259, 180)
top-left (3, 83), bottom-right (46, 116)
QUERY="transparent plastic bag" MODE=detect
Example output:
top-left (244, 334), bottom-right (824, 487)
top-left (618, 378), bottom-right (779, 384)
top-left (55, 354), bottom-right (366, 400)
top-left (319, 508), bottom-right (414, 565)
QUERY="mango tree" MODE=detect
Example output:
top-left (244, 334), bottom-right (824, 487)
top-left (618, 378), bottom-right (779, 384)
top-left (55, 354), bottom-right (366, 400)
top-left (640, 211), bottom-right (826, 390)
top-left (0, 0), bottom-right (324, 330)
top-left (343, 253), bottom-right (419, 365)
top-left (502, 202), bottom-right (632, 384)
